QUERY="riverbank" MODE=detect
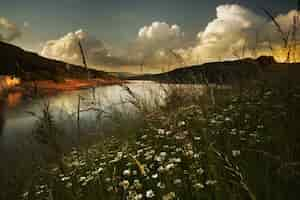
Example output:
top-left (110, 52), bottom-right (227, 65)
top-left (7, 78), bottom-right (126, 96)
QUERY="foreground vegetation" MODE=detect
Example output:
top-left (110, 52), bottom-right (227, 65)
top-left (15, 79), bottom-right (300, 200)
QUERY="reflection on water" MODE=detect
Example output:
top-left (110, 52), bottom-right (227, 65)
top-left (0, 81), bottom-right (165, 147)
top-left (0, 97), bottom-right (6, 135)
top-left (0, 91), bottom-right (24, 135)
top-left (0, 81), bottom-right (211, 186)
top-left (7, 92), bottom-right (23, 108)
top-left (0, 81), bottom-right (209, 153)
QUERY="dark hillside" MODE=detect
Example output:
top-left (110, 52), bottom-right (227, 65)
top-left (132, 56), bottom-right (300, 84)
top-left (0, 41), bottom-right (114, 81)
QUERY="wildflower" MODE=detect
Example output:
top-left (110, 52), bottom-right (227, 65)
top-left (119, 180), bottom-right (130, 189)
top-left (61, 176), bottom-right (70, 182)
top-left (155, 152), bottom-right (167, 162)
top-left (146, 150), bottom-right (155, 155)
top-left (205, 180), bottom-right (217, 185)
top-left (257, 125), bottom-right (264, 129)
top-left (133, 179), bottom-right (143, 190)
top-left (141, 135), bottom-right (148, 139)
top-left (132, 170), bottom-right (138, 176)
top-left (155, 155), bottom-right (164, 162)
top-left (160, 152), bottom-right (167, 157)
top-left (230, 128), bottom-right (237, 135)
top-left (145, 155), bottom-right (153, 160)
top-left (79, 161), bottom-right (86, 166)
top-left (249, 133), bottom-right (257, 137)
top-left (157, 182), bottom-right (166, 189)
top-left (106, 186), bottom-right (114, 192)
top-left (173, 179), bottom-right (182, 185)
top-left (178, 121), bottom-right (186, 127)
top-left (123, 169), bottom-right (131, 176)
top-left (79, 176), bottom-right (86, 182)
top-left (94, 167), bottom-right (103, 174)
top-left (224, 116), bottom-right (231, 121)
top-left (126, 162), bottom-right (133, 167)
top-left (137, 149), bottom-right (144, 154)
top-left (149, 163), bottom-right (155, 169)
top-left (194, 153), bottom-right (200, 159)
top-left (146, 190), bottom-right (155, 198)
top-left (158, 129), bottom-right (165, 135)
top-left (157, 166), bottom-right (165, 173)
top-left (194, 136), bottom-right (201, 141)
top-left (51, 167), bottom-right (59, 172)
top-left (151, 173), bottom-right (159, 179)
top-left (173, 158), bottom-right (181, 163)
top-left (175, 135), bottom-right (185, 140)
top-left (83, 175), bottom-right (94, 185)
top-left (165, 131), bottom-right (172, 136)
top-left (210, 119), bottom-right (217, 124)
top-left (117, 151), bottom-right (123, 159)
top-left (70, 160), bottom-right (80, 167)
top-left (162, 192), bottom-right (176, 200)
top-left (135, 194), bottom-right (143, 200)
top-left (66, 182), bottom-right (72, 188)
top-left (197, 168), bottom-right (204, 175)
top-left (232, 150), bottom-right (241, 157)
top-left (165, 163), bottom-right (175, 171)
top-left (109, 158), bottom-right (119, 164)
top-left (193, 183), bottom-right (205, 189)
top-left (22, 192), bottom-right (29, 198)
top-left (185, 150), bottom-right (194, 157)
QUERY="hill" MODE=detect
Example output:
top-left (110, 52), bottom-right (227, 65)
top-left (0, 41), bottom-right (114, 81)
top-left (132, 56), bottom-right (300, 84)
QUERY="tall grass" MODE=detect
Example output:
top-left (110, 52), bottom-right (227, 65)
top-left (262, 3), bottom-right (299, 63)
top-left (9, 77), bottom-right (298, 200)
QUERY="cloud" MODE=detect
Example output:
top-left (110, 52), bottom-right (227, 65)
top-left (0, 17), bottom-right (22, 42)
top-left (40, 6), bottom-right (300, 69)
top-left (41, 30), bottom-right (128, 67)
top-left (41, 23), bottom-right (185, 67)
top-left (138, 21), bottom-right (184, 46)
top-left (133, 21), bottom-right (185, 65)
top-left (268, 9), bottom-right (300, 44)
top-left (183, 4), bottom-right (267, 63)
top-left (181, 5), bottom-right (300, 64)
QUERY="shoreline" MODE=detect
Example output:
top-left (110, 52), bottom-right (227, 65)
top-left (11, 78), bottom-right (126, 96)
top-left (0, 78), bottom-right (126, 108)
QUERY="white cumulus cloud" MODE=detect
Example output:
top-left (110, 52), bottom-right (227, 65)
top-left (41, 30), bottom-right (128, 66)
top-left (186, 4), bottom-right (267, 63)
top-left (0, 17), bottom-right (22, 42)
top-left (138, 21), bottom-right (183, 45)
top-left (133, 21), bottom-right (185, 65)
top-left (181, 4), bottom-right (300, 64)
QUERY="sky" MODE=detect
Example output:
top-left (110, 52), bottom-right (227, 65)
top-left (0, 0), bottom-right (299, 72)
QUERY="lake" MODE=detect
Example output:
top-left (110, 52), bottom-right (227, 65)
top-left (0, 80), bottom-right (217, 194)
top-left (0, 81), bottom-right (169, 150)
